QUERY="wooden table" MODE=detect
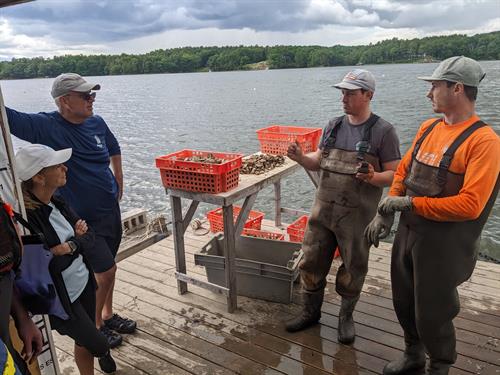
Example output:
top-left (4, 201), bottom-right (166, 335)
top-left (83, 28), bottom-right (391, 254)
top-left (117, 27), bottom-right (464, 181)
top-left (167, 156), bottom-right (301, 312)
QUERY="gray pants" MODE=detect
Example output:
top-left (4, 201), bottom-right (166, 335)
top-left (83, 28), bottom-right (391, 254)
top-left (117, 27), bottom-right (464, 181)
top-left (299, 197), bottom-right (372, 298)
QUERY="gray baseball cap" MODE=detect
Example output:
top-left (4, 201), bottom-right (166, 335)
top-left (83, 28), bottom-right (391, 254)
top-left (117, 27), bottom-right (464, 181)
top-left (334, 69), bottom-right (375, 92)
top-left (418, 56), bottom-right (485, 87)
top-left (51, 73), bottom-right (100, 99)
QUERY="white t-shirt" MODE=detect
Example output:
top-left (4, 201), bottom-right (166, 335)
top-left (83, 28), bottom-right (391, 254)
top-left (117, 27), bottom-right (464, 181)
top-left (48, 202), bottom-right (89, 303)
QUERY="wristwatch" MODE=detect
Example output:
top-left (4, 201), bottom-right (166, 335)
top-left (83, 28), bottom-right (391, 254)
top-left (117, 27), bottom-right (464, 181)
top-left (67, 240), bottom-right (78, 255)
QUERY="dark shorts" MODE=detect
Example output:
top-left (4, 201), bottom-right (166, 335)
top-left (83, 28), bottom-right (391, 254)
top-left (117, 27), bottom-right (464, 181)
top-left (49, 279), bottom-right (108, 357)
top-left (85, 203), bottom-right (122, 273)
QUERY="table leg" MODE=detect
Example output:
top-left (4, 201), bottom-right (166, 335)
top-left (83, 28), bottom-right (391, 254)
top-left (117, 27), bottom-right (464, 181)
top-left (170, 195), bottom-right (188, 294)
top-left (222, 204), bottom-right (237, 312)
top-left (274, 181), bottom-right (282, 227)
top-left (234, 193), bottom-right (258, 236)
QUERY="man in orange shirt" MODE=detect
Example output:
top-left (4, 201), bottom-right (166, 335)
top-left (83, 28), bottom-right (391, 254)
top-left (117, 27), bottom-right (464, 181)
top-left (365, 56), bottom-right (500, 375)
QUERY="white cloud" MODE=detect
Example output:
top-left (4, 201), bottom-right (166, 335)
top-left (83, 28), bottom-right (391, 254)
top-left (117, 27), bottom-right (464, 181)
top-left (0, 17), bottom-right (107, 59)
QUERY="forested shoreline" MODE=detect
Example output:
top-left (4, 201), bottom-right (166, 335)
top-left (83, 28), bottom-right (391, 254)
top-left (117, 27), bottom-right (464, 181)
top-left (1, 31), bottom-right (498, 79)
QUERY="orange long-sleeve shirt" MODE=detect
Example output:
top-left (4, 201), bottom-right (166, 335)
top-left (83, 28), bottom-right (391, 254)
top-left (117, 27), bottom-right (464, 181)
top-left (390, 115), bottom-right (500, 222)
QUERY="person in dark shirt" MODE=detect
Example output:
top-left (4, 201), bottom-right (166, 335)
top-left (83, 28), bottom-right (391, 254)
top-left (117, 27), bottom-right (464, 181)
top-left (285, 69), bottom-right (401, 344)
top-left (6, 73), bottom-right (136, 348)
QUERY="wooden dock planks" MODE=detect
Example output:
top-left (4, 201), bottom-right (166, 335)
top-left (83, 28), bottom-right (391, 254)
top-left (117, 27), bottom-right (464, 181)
top-left (54, 219), bottom-right (500, 374)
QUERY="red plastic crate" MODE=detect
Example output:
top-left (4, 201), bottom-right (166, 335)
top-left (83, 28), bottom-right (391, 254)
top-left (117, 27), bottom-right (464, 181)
top-left (287, 215), bottom-right (309, 242)
top-left (206, 205), bottom-right (265, 233)
top-left (155, 149), bottom-right (243, 193)
top-left (242, 228), bottom-right (285, 241)
top-left (287, 215), bottom-right (340, 257)
top-left (256, 125), bottom-right (322, 155)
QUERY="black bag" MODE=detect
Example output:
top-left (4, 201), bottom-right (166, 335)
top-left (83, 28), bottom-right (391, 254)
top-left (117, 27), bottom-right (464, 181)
top-left (0, 200), bottom-right (22, 276)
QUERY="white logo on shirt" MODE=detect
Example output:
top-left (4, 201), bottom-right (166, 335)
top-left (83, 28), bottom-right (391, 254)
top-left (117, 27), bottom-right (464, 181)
top-left (417, 144), bottom-right (450, 167)
top-left (94, 135), bottom-right (103, 149)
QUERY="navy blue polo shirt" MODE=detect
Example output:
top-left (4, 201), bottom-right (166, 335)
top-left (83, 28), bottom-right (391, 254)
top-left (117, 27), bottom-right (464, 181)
top-left (7, 108), bottom-right (120, 221)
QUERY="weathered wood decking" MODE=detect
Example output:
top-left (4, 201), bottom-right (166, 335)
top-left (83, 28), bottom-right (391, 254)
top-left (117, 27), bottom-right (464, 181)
top-left (54, 220), bottom-right (500, 375)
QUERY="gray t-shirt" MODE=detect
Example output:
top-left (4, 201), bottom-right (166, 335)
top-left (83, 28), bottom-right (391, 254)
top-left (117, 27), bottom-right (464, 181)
top-left (319, 115), bottom-right (401, 164)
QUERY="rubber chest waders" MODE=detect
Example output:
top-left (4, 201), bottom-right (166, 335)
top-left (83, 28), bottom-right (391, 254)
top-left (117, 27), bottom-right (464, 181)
top-left (299, 114), bottom-right (383, 298)
top-left (391, 119), bottom-right (500, 369)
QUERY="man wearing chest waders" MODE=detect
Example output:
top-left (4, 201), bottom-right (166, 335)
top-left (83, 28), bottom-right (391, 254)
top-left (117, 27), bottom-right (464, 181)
top-left (365, 56), bottom-right (500, 375)
top-left (285, 69), bottom-right (401, 344)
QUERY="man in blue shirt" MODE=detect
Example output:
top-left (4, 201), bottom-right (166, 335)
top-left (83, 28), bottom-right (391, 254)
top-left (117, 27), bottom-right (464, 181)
top-left (6, 73), bottom-right (136, 348)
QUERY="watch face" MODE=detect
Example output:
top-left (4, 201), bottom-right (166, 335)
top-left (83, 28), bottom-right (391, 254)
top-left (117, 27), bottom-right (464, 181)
top-left (69, 241), bottom-right (77, 251)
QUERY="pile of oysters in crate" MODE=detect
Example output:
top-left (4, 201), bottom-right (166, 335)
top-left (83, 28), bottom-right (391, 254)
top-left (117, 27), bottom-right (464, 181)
top-left (181, 153), bottom-right (224, 164)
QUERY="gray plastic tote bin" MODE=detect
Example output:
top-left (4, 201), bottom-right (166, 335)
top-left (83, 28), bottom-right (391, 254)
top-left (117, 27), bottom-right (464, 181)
top-left (195, 234), bottom-right (303, 303)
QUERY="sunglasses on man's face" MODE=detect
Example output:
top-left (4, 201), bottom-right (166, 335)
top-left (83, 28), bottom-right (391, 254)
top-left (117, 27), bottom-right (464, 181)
top-left (67, 92), bottom-right (96, 101)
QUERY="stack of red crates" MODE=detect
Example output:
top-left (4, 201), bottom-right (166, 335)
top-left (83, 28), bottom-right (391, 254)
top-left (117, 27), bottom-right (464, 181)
top-left (206, 205), bottom-right (265, 233)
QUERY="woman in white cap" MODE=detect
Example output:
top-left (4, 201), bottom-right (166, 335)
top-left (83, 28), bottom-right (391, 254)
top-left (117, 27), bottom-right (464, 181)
top-left (15, 144), bottom-right (116, 374)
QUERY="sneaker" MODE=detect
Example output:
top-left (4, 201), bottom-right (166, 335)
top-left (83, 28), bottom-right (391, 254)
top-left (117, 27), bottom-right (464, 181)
top-left (104, 313), bottom-right (137, 334)
top-left (98, 351), bottom-right (117, 374)
top-left (99, 325), bottom-right (123, 348)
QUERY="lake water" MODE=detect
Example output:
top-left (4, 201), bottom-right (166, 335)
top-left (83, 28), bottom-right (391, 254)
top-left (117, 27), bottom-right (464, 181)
top-left (2, 61), bottom-right (499, 261)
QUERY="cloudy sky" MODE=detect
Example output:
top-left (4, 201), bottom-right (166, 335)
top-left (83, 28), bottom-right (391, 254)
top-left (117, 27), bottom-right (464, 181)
top-left (0, 0), bottom-right (499, 60)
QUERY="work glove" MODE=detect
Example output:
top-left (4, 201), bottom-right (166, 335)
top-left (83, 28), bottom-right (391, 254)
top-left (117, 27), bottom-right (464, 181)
top-left (377, 196), bottom-right (413, 216)
top-left (364, 213), bottom-right (394, 248)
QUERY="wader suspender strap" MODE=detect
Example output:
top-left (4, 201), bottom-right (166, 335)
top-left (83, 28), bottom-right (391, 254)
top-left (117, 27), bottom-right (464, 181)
top-left (323, 113), bottom-right (379, 150)
top-left (411, 119), bottom-right (442, 160)
top-left (357, 114), bottom-right (380, 161)
top-left (406, 118), bottom-right (442, 176)
top-left (361, 114), bottom-right (380, 142)
top-left (322, 116), bottom-right (344, 149)
top-left (409, 119), bottom-right (487, 186)
top-left (436, 120), bottom-right (486, 185)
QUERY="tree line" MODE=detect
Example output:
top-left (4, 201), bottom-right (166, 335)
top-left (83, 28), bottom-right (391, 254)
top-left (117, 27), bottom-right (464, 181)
top-left (1, 31), bottom-right (498, 79)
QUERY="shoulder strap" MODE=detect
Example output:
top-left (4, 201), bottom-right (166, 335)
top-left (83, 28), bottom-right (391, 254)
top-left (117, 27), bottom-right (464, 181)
top-left (437, 120), bottom-right (486, 185)
top-left (361, 113), bottom-right (380, 142)
top-left (0, 203), bottom-right (23, 273)
top-left (323, 115), bottom-right (344, 149)
top-left (355, 114), bottom-right (380, 161)
top-left (14, 212), bottom-right (39, 235)
top-left (411, 118), bottom-right (442, 160)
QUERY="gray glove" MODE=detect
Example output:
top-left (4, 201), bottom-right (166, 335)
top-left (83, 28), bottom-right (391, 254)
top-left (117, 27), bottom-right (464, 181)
top-left (364, 213), bottom-right (394, 248)
top-left (378, 196), bottom-right (413, 216)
